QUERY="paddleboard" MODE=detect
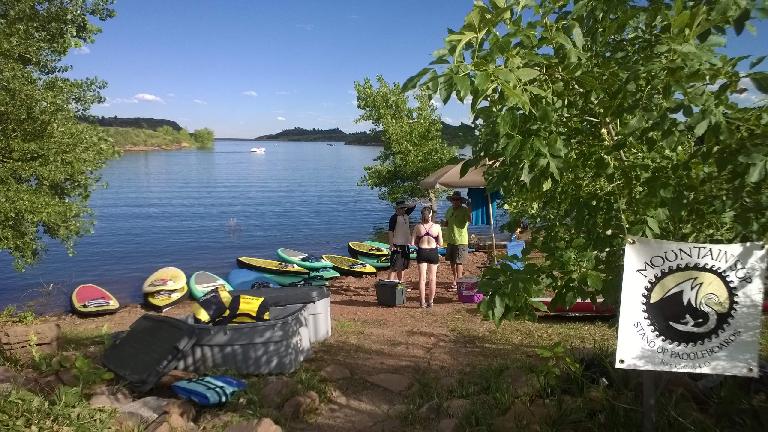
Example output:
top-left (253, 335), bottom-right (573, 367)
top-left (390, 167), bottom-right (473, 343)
top-left (321, 254), bottom-right (377, 277)
top-left (71, 284), bottom-right (119, 316)
top-left (356, 255), bottom-right (391, 269)
top-left (227, 269), bottom-right (280, 290)
top-left (144, 285), bottom-right (189, 312)
top-left (276, 248), bottom-right (333, 270)
top-left (364, 240), bottom-right (417, 260)
top-left (189, 271), bottom-right (233, 300)
top-left (142, 267), bottom-right (187, 293)
top-left (236, 257), bottom-right (310, 276)
top-left (348, 241), bottom-right (389, 258)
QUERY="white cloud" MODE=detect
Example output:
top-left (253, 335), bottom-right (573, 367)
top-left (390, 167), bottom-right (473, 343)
top-left (111, 97), bottom-right (138, 104)
top-left (193, 99), bottom-right (207, 105)
top-left (296, 24), bottom-right (314, 31)
top-left (242, 90), bottom-right (258, 97)
top-left (133, 93), bottom-right (164, 103)
top-left (444, 117), bottom-right (455, 124)
top-left (73, 46), bottom-right (90, 55)
top-left (276, 116), bottom-right (286, 121)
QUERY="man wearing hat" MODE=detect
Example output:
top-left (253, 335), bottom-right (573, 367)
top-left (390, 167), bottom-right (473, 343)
top-left (442, 191), bottom-right (472, 290)
top-left (388, 200), bottom-right (416, 282)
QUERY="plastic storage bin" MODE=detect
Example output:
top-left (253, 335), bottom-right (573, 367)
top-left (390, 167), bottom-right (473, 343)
top-left (246, 286), bottom-right (331, 343)
top-left (375, 280), bottom-right (406, 306)
top-left (457, 276), bottom-right (483, 303)
top-left (176, 304), bottom-right (311, 375)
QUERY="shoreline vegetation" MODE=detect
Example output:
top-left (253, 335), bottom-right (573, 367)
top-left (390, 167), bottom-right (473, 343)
top-left (81, 116), bottom-right (215, 151)
top-left (254, 122), bottom-right (478, 147)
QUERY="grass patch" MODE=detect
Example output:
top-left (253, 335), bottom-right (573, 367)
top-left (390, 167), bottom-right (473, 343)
top-left (59, 325), bottom-right (113, 352)
top-left (333, 319), bottom-right (366, 337)
top-left (0, 305), bottom-right (37, 325)
top-left (0, 387), bottom-right (114, 431)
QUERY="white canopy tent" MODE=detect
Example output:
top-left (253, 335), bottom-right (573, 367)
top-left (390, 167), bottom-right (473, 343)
top-left (419, 161), bottom-right (498, 262)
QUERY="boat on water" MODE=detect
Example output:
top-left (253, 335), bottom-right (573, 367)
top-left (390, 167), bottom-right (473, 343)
top-left (250, 147), bottom-right (266, 153)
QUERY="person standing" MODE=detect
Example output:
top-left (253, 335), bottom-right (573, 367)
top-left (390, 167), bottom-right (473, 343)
top-left (387, 200), bottom-right (416, 282)
top-left (411, 206), bottom-right (442, 308)
top-left (442, 191), bottom-right (471, 290)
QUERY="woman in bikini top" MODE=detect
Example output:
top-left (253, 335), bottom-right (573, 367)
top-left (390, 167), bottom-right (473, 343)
top-left (411, 207), bottom-right (443, 308)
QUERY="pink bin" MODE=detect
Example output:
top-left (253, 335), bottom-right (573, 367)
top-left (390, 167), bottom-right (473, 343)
top-left (457, 276), bottom-right (483, 304)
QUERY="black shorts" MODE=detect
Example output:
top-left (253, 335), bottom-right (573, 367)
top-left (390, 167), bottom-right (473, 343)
top-left (416, 247), bottom-right (439, 265)
top-left (390, 245), bottom-right (410, 271)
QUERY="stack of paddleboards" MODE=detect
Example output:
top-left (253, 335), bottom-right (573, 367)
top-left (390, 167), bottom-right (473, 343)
top-left (71, 284), bottom-right (120, 316)
top-left (237, 255), bottom-right (337, 286)
top-left (348, 241), bottom-right (391, 270)
top-left (143, 267), bottom-right (189, 312)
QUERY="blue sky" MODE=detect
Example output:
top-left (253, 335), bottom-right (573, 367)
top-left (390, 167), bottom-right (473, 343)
top-left (67, 0), bottom-right (767, 138)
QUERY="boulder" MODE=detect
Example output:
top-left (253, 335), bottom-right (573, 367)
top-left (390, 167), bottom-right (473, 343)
top-left (164, 399), bottom-right (196, 423)
top-left (444, 398), bottom-right (471, 418)
top-left (506, 370), bottom-right (539, 397)
top-left (320, 364), bottom-right (351, 381)
top-left (145, 413), bottom-right (198, 432)
top-left (281, 391), bottom-right (320, 419)
top-left (225, 418), bottom-right (282, 432)
top-left (0, 323), bottom-right (61, 359)
top-left (56, 369), bottom-right (79, 387)
top-left (259, 376), bottom-right (297, 408)
top-left (157, 370), bottom-right (197, 388)
top-left (113, 412), bottom-right (145, 431)
top-left (437, 418), bottom-right (460, 432)
top-left (120, 396), bottom-right (171, 423)
top-left (88, 385), bottom-right (134, 408)
top-left (365, 373), bottom-right (413, 393)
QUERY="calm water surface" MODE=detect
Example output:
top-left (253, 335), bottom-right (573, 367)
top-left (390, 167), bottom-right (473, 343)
top-left (1, 140), bottom-right (503, 313)
top-left (0, 141), bottom-right (400, 312)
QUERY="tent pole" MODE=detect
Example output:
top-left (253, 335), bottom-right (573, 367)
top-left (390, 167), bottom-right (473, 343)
top-left (486, 190), bottom-right (497, 264)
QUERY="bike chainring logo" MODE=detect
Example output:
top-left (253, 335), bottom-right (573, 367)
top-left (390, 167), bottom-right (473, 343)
top-left (643, 264), bottom-right (737, 346)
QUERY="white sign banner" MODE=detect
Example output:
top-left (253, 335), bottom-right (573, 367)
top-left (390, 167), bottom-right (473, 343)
top-left (615, 237), bottom-right (765, 377)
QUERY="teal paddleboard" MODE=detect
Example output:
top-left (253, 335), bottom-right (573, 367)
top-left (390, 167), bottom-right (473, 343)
top-left (189, 271), bottom-right (233, 300)
top-left (276, 248), bottom-right (333, 270)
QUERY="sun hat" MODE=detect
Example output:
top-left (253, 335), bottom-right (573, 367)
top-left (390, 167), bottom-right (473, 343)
top-left (395, 200), bottom-right (409, 209)
top-left (447, 191), bottom-right (468, 203)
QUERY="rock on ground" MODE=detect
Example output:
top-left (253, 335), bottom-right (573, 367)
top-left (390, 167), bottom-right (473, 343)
top-left (364, 373), bottom-right (413, 393)
top-left (225, 417), bottom-right (282, 432)
top-left (320, 364), bottom-right (351, 381)
top-left (260, 376), bottom-right (298, 408)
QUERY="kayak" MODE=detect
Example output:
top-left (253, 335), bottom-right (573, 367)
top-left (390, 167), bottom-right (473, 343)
top-left (142, 267), bottom-right (187, 293)
top-left (276, 248), bottom-right (333, 270)
top-left (348, 241), bottom-right (388, 258)
top-left (144, 284), bottom-right (188, 312)
top-left (364, 241), bottom-right (417, 260)
top-left (236, 257), bottom-right (310, 276)
top-left (321, 254), bottom-right (377, 277)
top-left (356, 255), bottom-right (391, 269)
top-left (71, 284), bottom-right (119, 316)
top-left (189, 271), bottom-right (233, 300)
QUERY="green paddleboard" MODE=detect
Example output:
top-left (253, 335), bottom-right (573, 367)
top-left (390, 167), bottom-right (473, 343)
top-left (276, 248), bottom-right (333, 270)
top-left (189, 271), bottom-right (233, 300)
top-left (364, 240), bottom-right (417, 260)
top-left (260, 272), bottom-right (329, 287)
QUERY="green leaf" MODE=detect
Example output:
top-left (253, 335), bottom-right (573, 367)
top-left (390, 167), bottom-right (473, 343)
top-left (749, 72), bottom-right (768, 94)
top-left (747, 162), bottom-right (766, 183)
top-left (586, 272), bottom-right (603, 291)
top-left (750, 55), bottom-right (766, 70)
top-left (454, 75), bottom-right (471, 101)
top-left (531, 300), bottom-right (549, 312)
top-left (672, 10), bottom-right (690, 33)
top-left (646, 217), bottom-right (660, 234)
top-left (402, 67), bottom-right (432, 92)
top-left (572, 24), bottom-right (584, 50)
top-left (694, 119), bottom-right (709, 137)
top-left (733, 8), bottom-right (751, 36)
top-left (516, 68), bottom-right (540, 82)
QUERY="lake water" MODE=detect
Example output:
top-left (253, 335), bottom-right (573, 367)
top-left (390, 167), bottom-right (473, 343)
top-left (0, 140), bottom-right (502, 314)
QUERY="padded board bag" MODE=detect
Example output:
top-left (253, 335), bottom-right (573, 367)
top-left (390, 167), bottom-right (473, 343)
top-left (102, 314), bottom-right (197, 393)
top-left (244, 286), bottom-right (331, 343)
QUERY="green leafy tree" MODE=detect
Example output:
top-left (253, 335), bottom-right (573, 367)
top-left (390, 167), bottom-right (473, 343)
top-left (355, 75), bottom-right (458, 202)
top-left (0, 0), bottom-right (118, 270)
top-left (191, 128), bottom-right (215, 149)
top-left (405, 0), bottom-right (768, 321)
